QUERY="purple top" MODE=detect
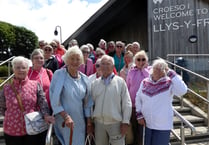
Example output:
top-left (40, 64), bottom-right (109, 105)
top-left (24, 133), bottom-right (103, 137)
top-left (126, 66), bottom-right (150, 107)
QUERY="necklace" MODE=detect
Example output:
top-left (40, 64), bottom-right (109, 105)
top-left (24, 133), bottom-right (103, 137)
top-left (66, 68), bottom-right (79, 79)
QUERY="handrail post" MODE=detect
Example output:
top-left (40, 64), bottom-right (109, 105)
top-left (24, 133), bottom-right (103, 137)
top-left (8, 61), bottom-right (11, 77)
top-left (180, 122), bottom-right (185, 145)
top-left (207, 81), bottom-right (209, 130)
top-left (180, 70), bottom-right (184, 108)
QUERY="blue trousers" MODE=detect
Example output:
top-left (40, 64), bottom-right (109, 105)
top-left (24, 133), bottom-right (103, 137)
top-left (145, 127), bottom-right (170, 145)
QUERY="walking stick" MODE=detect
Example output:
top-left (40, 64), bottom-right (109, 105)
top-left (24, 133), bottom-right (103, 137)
top-left (62, 122), bottom-right (73, 145)
top-left (69, 127), bottom-right (73, 145)
top-left (142, 126), bottom-right (145, 145)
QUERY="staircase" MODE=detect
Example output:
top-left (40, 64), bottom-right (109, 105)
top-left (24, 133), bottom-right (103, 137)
top-left (170, 96), bottom-right (209, 145)
top-left (0, 115), bottom-right (5, 145)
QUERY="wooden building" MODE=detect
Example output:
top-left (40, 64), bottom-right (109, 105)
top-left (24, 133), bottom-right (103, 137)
top-left (63, 0), bottom-right (209, 76)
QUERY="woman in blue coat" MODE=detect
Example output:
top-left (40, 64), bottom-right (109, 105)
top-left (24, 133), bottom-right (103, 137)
top-left (50, 46), bottom-right (94, 145)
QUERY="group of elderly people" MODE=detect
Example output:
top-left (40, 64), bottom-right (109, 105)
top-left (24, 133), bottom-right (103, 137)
top-left (0, 39), bottom-right (187, 145)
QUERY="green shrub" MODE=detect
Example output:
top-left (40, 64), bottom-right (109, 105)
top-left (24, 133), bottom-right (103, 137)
top-left (0, 65), bottom-right (9, 77)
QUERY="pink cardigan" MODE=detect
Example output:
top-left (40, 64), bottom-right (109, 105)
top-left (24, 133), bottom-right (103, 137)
top-left (126, 66), bottom-right (149, 107)
top-left (79, 58), bottom-right (94, 76)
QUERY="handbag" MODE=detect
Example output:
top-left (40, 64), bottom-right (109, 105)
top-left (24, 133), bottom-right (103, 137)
top-left (85, 134), bottom-right (95, 145)
top-left (24, 111), bottom-right (48, 135)
top-left (11, 83), bottom-right (48, 135)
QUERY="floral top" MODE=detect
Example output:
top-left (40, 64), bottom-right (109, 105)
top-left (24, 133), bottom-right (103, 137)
top-left (0, 77), bottom-right (50, 136)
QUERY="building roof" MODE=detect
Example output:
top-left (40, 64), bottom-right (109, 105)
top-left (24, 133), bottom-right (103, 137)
top-left (63, 0), bottom-right (138, 47)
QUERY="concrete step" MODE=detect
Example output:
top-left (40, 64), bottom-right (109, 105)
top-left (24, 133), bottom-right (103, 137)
top-left (170, 133), bottom-right (209, 145)
top-left (173, 115), bottom-right (205, 128)
top-left (0, 139), bottom-right (5, 145)
top-left (173, 106), bottom-right (191, 115)
top-left (171, 126), bottom-right (209, 137)
top-left (173, 98), bottom-right (181, 106)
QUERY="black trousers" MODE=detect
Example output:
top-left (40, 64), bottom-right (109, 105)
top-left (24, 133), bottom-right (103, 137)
top-left (4, 130), bottom-right (47, 145)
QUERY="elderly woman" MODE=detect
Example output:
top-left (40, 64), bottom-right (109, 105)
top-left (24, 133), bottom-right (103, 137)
top-left (132, 41), bottom-right (140, 56)
top-left (0, 56), bottom-right (54, 145)
top-left (135, 58), bottom-right (187, 145)
top-left (126, 50), bottom-right (150, 145)
top-left (43, 44), bottom-right (59, 73)
top-left (114, 41), bottom-right (125, 74)
top-left (120, 50), bottom-right (134, 80)
top-left (28, 49), bottom-right (53, 109)
top-left (79, 44), bottom-right (94, 76)
top-left (50, 46), bottom-right (94, 145)
top-left (88, 58), bottom-right (102, 84)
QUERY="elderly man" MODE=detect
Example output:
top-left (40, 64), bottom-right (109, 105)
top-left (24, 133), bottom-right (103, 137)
top-left (91, 55), bottom-right (132, 145)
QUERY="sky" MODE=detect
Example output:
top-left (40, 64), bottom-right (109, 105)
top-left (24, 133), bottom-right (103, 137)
top-left (0, 0), bottom-right (108, 43)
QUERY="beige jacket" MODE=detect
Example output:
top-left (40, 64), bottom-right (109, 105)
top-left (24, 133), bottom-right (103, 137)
top-left (91, 75), bottom-right (132, 124)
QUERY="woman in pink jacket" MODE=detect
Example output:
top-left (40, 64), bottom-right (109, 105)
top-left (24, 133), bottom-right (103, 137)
top-left (126, 50), bottom-right (150, 145)
top-left (79, 45), bottom-right (94, 76)
top-left (28, 49), bottom-right (53, 110)
top-left (0, 56), bottom-right (54, 145)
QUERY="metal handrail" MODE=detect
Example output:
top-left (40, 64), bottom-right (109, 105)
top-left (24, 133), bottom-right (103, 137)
top-left (0, 74), bottom-right (14, 88)
top-left (0, 56), bottom-right (15, 78)
top-left (173, 109), bottom-right (196, 135)
top-left (171, 109), bottom-right (196, 145)
top-left (167, 54), bottom-right (209, 57)
top-left (162, 56), bottom-right (209, 128)
top-left (187, 88), bottom-right (209, 103)
top-left (0, 56), bottom-right (15, 66)
top-left (0, 56), bottom-right (15, 88)
top-left (45, 124), bottom-right (53, 145)
top-left (165, 60), bottom-right (209, 82)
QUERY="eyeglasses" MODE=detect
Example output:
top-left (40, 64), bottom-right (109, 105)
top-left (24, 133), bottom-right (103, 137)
top-left (82, 50), bottom-right (90, 54)
top-left (116, 45), bottom-right (123, 48)
top-left (95, 64), bottom-right (100, 68)
top-left (44, 48), bottom-right (52, 52)
top-left (96, 53), bottom-right (103, 57)
top-left (136, 58), bottom-right (146, 62)
top-left (51, 45), bottom-right (57, 48)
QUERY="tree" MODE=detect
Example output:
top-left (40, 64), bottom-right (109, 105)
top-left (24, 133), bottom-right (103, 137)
top-left (13, 26), bottom-right (38, 58)
top-left (0, 21), bottom-right (39, 59)
top-left (0, 21), bottom-right (15, 60)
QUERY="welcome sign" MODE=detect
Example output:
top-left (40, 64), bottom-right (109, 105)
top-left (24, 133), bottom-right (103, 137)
top-left (148, 0), bottom-right (209, 59)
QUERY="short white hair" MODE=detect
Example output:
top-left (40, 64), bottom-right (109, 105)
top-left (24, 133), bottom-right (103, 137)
top-left (80, 45), bottom-right (90, 51)
top-left (12, 56), bottom-right (30, 70)
top-left (101, 55), bottom-right (115, 65)
top-left (62, 45), bottom-right (84, 65)
top-left (150, 58), bottom-right (168, 75)
top-left (30, 48), bottom-right (44, 60)
top-left (132, 41), bottom-right (140, 48)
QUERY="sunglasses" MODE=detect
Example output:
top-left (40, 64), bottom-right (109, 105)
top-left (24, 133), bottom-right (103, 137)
top-left (95, 64), bottom-right (100, 68)
top-left (137, 58), bottom-right (146, 62)
top-left (44, 48), bottom-right (52, 52)
top-left (96, 53), bottom-right (103, 57)
top-left (82, 50), bottom-right (90, 54)
top-left (116, 45), bottom-right (123, 48)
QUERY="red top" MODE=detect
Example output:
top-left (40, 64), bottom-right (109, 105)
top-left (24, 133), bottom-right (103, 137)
top-left (28, 67), bottom-right (53, 108)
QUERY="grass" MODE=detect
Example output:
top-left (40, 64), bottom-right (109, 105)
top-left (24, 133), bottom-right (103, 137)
top-left (185, 81), bottom-right (208, 113)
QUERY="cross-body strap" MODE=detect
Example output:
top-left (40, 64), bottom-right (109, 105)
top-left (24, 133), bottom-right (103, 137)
top-left (10, 84), bottom-right (25, 112)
